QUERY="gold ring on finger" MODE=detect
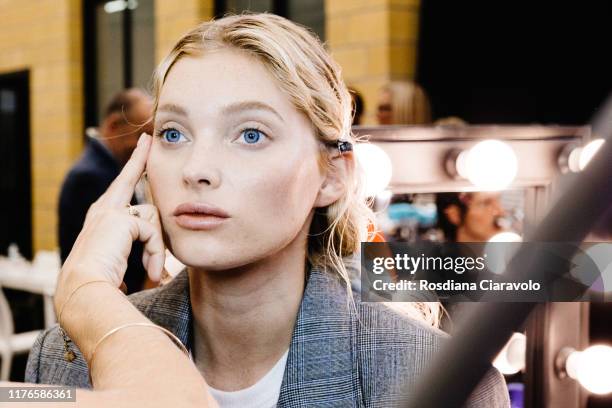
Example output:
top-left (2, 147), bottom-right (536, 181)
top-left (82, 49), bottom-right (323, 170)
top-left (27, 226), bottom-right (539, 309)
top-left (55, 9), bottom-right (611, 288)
top-left (126, 204), bottom-right (140, 218)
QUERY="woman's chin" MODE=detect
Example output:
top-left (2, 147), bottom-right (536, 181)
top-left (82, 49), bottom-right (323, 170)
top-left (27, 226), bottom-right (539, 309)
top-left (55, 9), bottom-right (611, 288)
top-left (166, 233), bottom-right (286, 272)
top-left (168, 244), bottom-right (248, 272)
top-left (171, 250), bottom-right (227, 270)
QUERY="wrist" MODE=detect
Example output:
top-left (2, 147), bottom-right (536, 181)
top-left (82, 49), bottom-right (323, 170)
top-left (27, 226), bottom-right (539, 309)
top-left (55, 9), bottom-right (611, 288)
top-left (54, 257), bottom-right (126, 320)
top-left (58, 281), bottom-right (139, 360)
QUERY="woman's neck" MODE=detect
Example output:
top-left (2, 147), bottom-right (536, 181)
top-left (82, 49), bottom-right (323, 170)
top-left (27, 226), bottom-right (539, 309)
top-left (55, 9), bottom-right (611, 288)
top-left (188, 239), bottom-right (307, 391)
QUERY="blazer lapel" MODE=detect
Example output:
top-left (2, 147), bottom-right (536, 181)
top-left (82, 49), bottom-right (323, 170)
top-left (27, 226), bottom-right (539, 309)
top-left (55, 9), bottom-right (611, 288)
top-left (141, 269), bottom-right (193, 349)
top-left (277, 266), bottom-right (363, 407)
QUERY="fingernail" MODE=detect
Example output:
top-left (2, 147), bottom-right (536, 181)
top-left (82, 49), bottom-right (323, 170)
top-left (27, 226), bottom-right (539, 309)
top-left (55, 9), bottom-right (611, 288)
top-left (137, 133), bottom-right (148, 147)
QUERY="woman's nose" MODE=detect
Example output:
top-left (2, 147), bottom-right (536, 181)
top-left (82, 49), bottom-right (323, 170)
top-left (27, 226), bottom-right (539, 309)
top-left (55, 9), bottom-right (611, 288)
top-left (181, 146), bottom-right (221, 189)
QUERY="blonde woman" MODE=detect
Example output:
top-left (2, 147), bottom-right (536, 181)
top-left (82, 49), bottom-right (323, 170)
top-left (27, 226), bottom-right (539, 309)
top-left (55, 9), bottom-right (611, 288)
top-left (25, 14), bottom-right (508, 407)
top-left (377, 81), bottom-right (431, 125)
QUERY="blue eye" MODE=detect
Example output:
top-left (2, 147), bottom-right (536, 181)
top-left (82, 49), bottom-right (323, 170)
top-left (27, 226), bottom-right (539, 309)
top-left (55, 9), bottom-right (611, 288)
top-left (240, 128), bottom-right (264, 144)
top-left (160, 128), bottom-right (186, 144)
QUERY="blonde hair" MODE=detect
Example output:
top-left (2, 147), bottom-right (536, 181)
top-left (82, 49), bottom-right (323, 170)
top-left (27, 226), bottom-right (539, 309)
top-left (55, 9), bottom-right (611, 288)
top-left (151, 13), bottom-right (440, 326)
top-left (382, 81), bottom-right (431, 125)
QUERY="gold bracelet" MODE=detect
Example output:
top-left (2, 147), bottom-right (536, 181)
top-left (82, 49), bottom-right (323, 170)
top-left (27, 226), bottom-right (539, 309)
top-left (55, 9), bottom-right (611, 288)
top-left (57, 280), bottom-right (117, 326)
top-left (88, 322), bottom-right (190, 386)
top-left (57, 280), bottom-right (124, 363)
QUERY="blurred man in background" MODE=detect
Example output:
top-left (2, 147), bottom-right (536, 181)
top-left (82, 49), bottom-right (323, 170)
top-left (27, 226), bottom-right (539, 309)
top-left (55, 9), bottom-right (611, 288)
top-left (58, 88), bottom-right (153, 293)
top-left (435, 191), bottom-right (508, 333)
top-left (436, 192), bottom-right (506, 242)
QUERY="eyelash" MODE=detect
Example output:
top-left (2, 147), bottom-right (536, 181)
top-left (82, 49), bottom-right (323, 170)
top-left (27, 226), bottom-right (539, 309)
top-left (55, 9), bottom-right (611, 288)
top-left (153, 125), bottom-right (270, 146)
top-left (237, 126), bottom-right (269, 146)
top-left (155, 126), bottom-right (186, 144)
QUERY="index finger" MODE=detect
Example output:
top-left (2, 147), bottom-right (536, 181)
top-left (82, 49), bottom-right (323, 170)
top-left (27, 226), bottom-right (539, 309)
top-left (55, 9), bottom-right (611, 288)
top-left (102, 133), bottom-right (152, 206)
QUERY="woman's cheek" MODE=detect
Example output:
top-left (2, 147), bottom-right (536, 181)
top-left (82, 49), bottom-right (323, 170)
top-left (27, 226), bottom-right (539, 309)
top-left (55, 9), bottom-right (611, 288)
top-left (251, 162), bottom-right (317, 229)
top-left (146, 156), bottom-right (174, 213)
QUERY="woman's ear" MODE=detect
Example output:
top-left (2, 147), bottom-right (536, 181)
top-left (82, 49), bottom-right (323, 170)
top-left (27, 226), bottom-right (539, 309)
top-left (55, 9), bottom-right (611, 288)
top-left (314, 152), bottom-right (352, 208)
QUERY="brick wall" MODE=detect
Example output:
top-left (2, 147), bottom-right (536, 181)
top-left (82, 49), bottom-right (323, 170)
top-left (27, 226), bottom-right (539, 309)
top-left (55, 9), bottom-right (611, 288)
top-left (325, 0), bottom-right (421, 124)
top-left (0, 0), bottom-right (83, 252)
top-left (154, 0), bottom-right (214, 63)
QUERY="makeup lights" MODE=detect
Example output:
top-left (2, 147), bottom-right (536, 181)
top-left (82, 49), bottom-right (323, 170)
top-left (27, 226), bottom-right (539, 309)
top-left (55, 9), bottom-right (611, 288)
top-left (558, 138), bottom-right (606, 173)
top-left (556, 345), bottom-right (612, 395)
top-left (446, 140), bottom-right (518, 191)
top-left (493, 332), bottom-right (526, 375)
top-left (484, 232), bottom-right (522, 275)
top-left (354, 143), bottom-right (393, 197)
top-left (488, 231), bottom-right (522, 243)
top-left (495, 337), bottom-right (612, 395)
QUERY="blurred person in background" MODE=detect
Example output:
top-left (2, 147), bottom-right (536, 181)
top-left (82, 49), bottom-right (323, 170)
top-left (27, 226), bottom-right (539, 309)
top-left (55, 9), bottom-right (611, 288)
top-left (435, 192), bottom-right (507, 333)
top-left (376, 80), bottom-right (431, 125)
top-left (58, 88), bottom-right (154, 294)
top-left (436, 192), bottom-right (506, 242)
top-left (348, 86), bottom-right (364, 126)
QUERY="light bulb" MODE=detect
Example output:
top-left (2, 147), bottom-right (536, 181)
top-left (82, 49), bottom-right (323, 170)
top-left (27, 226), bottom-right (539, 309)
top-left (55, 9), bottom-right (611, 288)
top-left (374, 189), bottom-right (393, 212)
top-left (488, 231), bottom-right (522, 243)
top-left (354, 143), bottom-right (393, 197)
top-left (563, 345), bottom-right (612, 395)
top-left (578, 139), bottom-right (605, 171)
top-left (455, 140), bottom-right (518, 191)
top-left (484, 232), bottom-right (522, 275)
top-left (104, 0), bottom-right (138, 13)
top-left (104, 0), bottom-right (127, 13)
top-left (493, 332), bottom-right (526, 375)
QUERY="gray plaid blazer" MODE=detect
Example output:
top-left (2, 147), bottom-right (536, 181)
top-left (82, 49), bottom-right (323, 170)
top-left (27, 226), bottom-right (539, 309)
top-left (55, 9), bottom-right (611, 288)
top-left (26, 266), bottom-right (509, 407)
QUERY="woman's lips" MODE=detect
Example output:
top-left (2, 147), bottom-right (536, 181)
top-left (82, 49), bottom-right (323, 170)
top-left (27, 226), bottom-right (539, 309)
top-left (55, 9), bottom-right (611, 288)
top-left (172, 202), bottom-right (230, 230)
top-left (174, 213), bottom-right (228, 230)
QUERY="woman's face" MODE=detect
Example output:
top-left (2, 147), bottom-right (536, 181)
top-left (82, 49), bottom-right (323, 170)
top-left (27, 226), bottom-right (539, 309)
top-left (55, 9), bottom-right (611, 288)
top-left (147, 48), bottom-right (327, 270)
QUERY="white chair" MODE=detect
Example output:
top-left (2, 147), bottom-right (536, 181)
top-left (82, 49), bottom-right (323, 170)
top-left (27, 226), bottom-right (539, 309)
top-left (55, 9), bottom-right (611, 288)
top-left (0, 286), bottom-right (41, 381)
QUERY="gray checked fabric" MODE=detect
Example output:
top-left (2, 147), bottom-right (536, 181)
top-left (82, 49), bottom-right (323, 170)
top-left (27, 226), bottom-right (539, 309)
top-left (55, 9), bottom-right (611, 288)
top-left (26, 264), bottom-right (509, 407)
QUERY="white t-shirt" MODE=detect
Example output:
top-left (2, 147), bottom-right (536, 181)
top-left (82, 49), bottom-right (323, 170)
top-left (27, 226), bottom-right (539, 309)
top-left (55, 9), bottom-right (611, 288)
top-left (190, 349), bottom-right (289, 408)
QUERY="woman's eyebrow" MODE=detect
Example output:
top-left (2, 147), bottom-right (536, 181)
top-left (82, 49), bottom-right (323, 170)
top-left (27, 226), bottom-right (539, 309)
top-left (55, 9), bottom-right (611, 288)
top-left (221, 101), bottom-right (284, 123)
top-left (157, 103), bottom-right (189, 117)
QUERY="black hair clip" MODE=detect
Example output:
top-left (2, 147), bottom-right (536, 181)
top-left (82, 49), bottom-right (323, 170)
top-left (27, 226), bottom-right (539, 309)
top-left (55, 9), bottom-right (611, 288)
top-left (337, 139), bottom-right (353, 153)
top-left (324, 139), bottom-right (353, 154)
